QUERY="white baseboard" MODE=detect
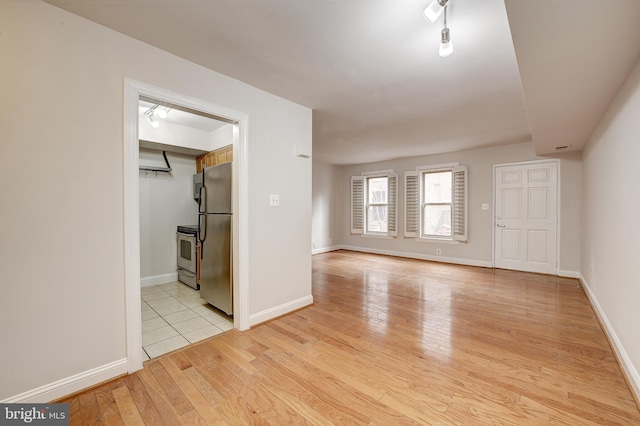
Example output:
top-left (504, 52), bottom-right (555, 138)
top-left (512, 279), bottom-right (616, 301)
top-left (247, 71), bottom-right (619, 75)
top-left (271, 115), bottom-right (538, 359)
top-left (579, 274), bottom-right (640, 402)
top-left (1, 358), bottom-right (128, 403)
top-left (140, 272), bottom-right (178, 287)
top-left (312, 245), bottom-right (341, 255)
top-left (558, 269), bottom-right (580, 278)
top-left (338, 245), bottom-right (493, 268)
top-left (249, 295), bottom-right (313, 327)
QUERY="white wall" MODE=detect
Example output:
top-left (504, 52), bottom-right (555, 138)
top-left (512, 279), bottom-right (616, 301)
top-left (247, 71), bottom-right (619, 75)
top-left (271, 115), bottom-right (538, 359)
top-left (312, 159), bottom-right (341, 253)
top-left (581, 57), bottom-right (640, 398)
top-left (140, 118), bottom-right (212, 152)
top-left (333, 142), bottom-right (581, 273)
top-left (210, 124), bottom-right (234, 150)
top-left (139, 149), bottom-right (198, 282)
top-left (0, 0), bottom-right (311, 402)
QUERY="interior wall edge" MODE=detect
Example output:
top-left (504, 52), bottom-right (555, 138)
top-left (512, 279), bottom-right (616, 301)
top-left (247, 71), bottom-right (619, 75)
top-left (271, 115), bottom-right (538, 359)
top-left (337, 245), bottom-right (493, 268)
top-left (140, 273), bottom-right (178, 287)
top-left (248, 295), bottom-right (314, 327)
top-left (557, 269), bottom-right (580, 279)
top-left (311, 246), bottom-right (342, 255)
top-left (579, 273), bottom-right (640, 406)
top-left (0, 359), bottom-right (127, 404)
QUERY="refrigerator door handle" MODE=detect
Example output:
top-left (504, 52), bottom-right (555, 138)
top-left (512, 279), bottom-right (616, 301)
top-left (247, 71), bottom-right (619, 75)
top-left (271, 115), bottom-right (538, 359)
top-left (198, 214), bottom-right (207, 244)
top-left (198, 181), bottom-right (206, 214)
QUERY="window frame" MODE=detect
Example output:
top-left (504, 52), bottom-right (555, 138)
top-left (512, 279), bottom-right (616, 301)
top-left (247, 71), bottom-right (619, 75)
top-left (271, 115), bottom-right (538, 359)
top-left (365, 174), bottom-right (390, 236)
top-left (404, 163), bottom-right (467, 242)
top-left (351, 170), bottom-right (397, 238)
top-left (421, 168), bottom-right (454, 239)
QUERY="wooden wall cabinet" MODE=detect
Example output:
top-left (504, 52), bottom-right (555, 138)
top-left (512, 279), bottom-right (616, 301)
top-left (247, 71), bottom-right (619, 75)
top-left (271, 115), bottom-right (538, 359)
top-left (196, 144), bottom-right (233, 173)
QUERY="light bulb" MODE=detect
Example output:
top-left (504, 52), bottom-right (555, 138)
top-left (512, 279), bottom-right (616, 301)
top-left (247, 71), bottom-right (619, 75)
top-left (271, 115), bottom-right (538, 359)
top-left (149, 114), bottom-right (160, 128)
top-left (439, 40), bottom-right (453, 57)
top-left (439, 27), bottom-right (453, 57)
top-left (423, 0), bottom-right (447, 23)
top-left (156, 108), bottom-right (168, 119)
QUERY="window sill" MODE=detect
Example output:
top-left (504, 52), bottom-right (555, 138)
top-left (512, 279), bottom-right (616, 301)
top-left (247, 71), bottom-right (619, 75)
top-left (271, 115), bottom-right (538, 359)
top-left (414, 237), bottom-right (459, 245)
top-left (362, 234), bottom-right (395, 240)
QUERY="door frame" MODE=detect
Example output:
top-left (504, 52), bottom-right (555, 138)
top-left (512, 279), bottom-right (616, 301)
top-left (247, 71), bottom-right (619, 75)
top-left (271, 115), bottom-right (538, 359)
top-left (491, 159), bottom-right (561, 274)
top-left (123, 79), bottom-right (250, 373)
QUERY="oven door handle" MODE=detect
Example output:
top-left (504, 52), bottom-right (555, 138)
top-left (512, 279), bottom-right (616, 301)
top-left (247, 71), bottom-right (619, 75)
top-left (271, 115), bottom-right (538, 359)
top-left (178, 268), bottom-right (197, 277)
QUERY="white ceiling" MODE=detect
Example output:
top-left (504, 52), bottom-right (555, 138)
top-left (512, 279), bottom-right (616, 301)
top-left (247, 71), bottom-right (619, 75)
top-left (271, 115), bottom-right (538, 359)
top-left (45, 0), bottom-right (640, 165)
top-left (506, 0), bottom-right (640, 156)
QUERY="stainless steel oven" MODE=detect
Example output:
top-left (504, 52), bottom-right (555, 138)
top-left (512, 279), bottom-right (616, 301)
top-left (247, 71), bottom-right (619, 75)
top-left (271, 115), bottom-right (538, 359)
top-left (177, 225), bottom-right (198, 289)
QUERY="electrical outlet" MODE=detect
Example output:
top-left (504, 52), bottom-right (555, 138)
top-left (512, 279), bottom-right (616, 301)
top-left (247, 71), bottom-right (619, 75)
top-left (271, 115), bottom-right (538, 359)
top-left (482, 203), bottom-right (489, 211)
top-left (436, 248), bottom-right (442, 255)
top-left (269, 194), bottom-right (280, 207)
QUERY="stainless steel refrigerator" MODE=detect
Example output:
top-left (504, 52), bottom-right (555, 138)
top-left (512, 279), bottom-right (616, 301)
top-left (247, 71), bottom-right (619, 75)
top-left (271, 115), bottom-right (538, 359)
top-left (197, 162), bottom-right (233, 315)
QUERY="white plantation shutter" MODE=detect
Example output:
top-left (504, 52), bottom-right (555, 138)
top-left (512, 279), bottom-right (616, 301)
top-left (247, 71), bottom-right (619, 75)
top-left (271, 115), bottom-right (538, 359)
top-left (351, 176), bottom-right (364, 234)
top-left (387, 173), bottom-right (398, 236)
top-left (404, 171), bottom-right (419, 238)
top-left (452, 165), bottom-right (467, 241)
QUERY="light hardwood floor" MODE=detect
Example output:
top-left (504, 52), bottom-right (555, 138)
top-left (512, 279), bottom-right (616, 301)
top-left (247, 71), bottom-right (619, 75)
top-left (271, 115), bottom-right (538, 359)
top-left (60, 250), bottom-right (640, 425)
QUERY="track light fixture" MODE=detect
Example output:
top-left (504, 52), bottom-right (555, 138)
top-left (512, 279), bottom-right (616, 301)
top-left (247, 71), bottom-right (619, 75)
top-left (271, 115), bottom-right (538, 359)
top-left (144, 104), bottom-right (169, 128)
top-left (156, 106), bottom-right (170, 119)
top-left (148, 112), bottom-right (160, 128)
top-left (439, 6), bottom-right (453, 57)
top-left (423, 0), bottom-right (453, 58)
top-left (423, 0), bottom-right (448, 23)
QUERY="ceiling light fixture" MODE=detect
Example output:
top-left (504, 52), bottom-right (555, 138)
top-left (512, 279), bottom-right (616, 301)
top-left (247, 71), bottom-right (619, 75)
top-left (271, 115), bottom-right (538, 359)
top-left (423, 0), bottom-right (448, 23)
top-left (149, 113), bottom-right (160, 128)
top-left (144, 104), bottom-right (162, 128)
top-left (423, 0), bottom-right (454, 58)
top-left (156, 106), bottom-right (170, 119)
top-left (439, 6), bottom-right (453, 58)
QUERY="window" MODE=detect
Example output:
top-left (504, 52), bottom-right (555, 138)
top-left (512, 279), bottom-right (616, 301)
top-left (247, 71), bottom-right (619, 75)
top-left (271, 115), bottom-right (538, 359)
top-left (423, 171), bottom-right (452, 237)
top-left (405, 164), bottom-right (467, 241)
top-left (351, 171), bottom-right (397, 237)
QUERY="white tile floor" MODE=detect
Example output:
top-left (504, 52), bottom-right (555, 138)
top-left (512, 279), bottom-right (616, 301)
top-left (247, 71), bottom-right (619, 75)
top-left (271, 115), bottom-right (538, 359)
top-left (140, 281), bottom-right (233, 360)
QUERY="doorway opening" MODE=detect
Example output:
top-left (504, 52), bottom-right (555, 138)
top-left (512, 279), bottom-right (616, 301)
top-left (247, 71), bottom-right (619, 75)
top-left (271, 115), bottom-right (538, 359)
top-left (138, 96), bottom-right (235, 360)
top-left (124, 79), bottom-right (249, 373)
top-left (493, 159), bottom-right (560, 275)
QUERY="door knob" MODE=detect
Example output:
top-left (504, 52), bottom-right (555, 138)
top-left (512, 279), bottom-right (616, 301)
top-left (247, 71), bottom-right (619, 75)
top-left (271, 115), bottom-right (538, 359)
top-left (497, 224), bottom-right (505, 228)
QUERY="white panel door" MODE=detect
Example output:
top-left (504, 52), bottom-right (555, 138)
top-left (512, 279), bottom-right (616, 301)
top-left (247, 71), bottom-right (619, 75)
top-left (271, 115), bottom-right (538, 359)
top-left (494, 161), bottom-right (558, 274)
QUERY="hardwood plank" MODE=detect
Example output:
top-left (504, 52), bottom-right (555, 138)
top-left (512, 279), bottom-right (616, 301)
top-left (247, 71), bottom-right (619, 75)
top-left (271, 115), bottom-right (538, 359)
top-left (213, 337), bottom-right (258, 375)
top-left (250, 384), bottom-right (316, 425)
top-left (77, 389), bottom-right (104, 424)
top-left (257, 348), bottom-right (417, 425)
top-left (111, 386), bottom-right (145, 426)
top-left (180, 409), bottom-right (209, 426)
top-left (159, 357), bottom-right (228, 425)
top-left (146, 361), bottom-right (194, 417)
top-left (187, 343), bottom-right (270, 424)
top-left (94, 379), bottom-right (124, 425)
top-left (60, 250), bottom-right (640, 425)
top-left (123, 373), bottom-right (165, 426)
top-left (519, 394), bottom-right (604, 426)
top-left (181, 366), bottom-right (257, 426)
top-left (136, 367), bottom-right (185, 425)
top-left (253, 351), bottom-right (371, 425)
top-left (66, 396), bottom-right (80, 424)
top-left (259, 382), bottom-right (335, 426)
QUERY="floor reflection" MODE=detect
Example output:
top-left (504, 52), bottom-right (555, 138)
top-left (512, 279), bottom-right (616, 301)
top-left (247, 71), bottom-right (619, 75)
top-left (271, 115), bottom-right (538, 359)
top-left (361, 269), bottom-right (390, 334)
